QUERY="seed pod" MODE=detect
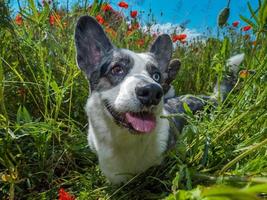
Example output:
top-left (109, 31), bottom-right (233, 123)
top-left (218, 7), bottom-right (230, 28)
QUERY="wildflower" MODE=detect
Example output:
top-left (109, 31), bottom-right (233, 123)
top-left (218, 7), bottom-right (230, 27)
top-left (102, 4), bottom-right (113, 12)
top-left (17, 87), bottom-right (27, 97)
top-left (172, 34), bottom-right (187, 42)
top-left (130, 10), bottom-right (138, 18)
top-left (242, 25), bottom-right (252, 31)
top-left (15, 14), bottom-right (23, 25)
top-left (49, 15), bottom-right (55, 25)
top-left (252, 41), bottom-right (257, 46)
top-left (118, 1), bottom-right (128, 9)
top-left (243, 34), bottom-right (250, 40)
top-left (96, 15), bottom-right (105, 25)
top-left (239, 70), bottom-right (249, 79)
top-left (58, 188), bottom-right (75, 200)
top-left (232, 21), bottom-right (239, 27)
top-left (136, 39), bottom-right (145, 46)
top-left (132, 22), bottom-right (140, 29)
top-left (105, 27), bottom-right (117, 37)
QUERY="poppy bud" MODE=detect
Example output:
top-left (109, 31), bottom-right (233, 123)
top-left (218, 7), bottom-right (230, 28)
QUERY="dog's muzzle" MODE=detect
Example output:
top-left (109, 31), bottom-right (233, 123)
top-left (135, 83), bottom-right (163, 106)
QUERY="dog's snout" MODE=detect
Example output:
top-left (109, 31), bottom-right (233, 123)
top-left (135, 84), bottom-right (163, 106)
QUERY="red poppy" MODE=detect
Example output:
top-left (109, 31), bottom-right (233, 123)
top-left (172, 34), bottom-right (187, 42)
top-left (96, 15), bottom-right (105, 25)
top-left (49, 14), bottom-right (61, 26)
top-left (105, 27), bottom-right (117, 37)
top-left (136, 39), bottom-right (145, 46)
top-left (49, 15), bottom-right (55, 26)
top-left (15, 14), bottom-right (23, 25)
top-left (239, 70), bottom-right (249, 79)
top-left (252, 40), bottom-right (257, 46)
top-left (242, 25), bottom-right (252, 31)
top-left (130, 10), bottom-right (138, 18)
top-left (232, 21), bottom-right (239, 27)
top-left (118, 1), bottom-right (128, 9)
top-left (58, 188), bottom-right (75, 200)
top-left (102, 4), bottom-right (113, 12)
top-left (132, 22), bottom-right (140, 29)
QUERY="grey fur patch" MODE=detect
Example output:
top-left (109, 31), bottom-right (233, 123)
top-left (93, 50), bottom-right (134, 91)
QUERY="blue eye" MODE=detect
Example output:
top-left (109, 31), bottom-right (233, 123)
top-left (111, 65), bottom-right (124, 75)
top-left (152, 73), bottom-right (161, 82)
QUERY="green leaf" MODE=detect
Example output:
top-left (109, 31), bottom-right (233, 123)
top-left (247, 2), bottom-right (260, 25)
top-left (16, 106), bottom-right (32, 124)
top-left (183, 102), bottom-right (193, 116)
top-left (239, 14), bottom-right (257, 29)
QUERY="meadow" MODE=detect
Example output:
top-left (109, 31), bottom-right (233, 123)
top-left (0, 0), bottom-right (266, 199)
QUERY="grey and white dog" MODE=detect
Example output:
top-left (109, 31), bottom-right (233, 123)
top-left (74, 16), bottom-right (244, 184)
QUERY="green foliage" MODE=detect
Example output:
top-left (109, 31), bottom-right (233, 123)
top-left (0, 0), bottom-right (267, 199)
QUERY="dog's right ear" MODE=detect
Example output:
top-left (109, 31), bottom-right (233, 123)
top-left (75, 15), bottom-right (113, 78)
top-left (162, 59), bottom-right (181, 93)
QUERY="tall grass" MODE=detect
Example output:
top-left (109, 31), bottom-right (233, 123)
top-left (0, 0), bottom-right (266, 199)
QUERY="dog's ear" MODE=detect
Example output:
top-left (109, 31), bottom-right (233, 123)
top-left (162, 59), bottom-right (181, 93)
top-left (75, 15), bottom-right (113, 78)
top-left (150, 34), bottom-right (173, 72)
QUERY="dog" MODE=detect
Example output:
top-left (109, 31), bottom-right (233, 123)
top-left (74, 15), bottom-right (244, 184)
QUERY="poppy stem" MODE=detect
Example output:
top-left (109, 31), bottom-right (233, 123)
top-left (227, 0), bottom-right (231, 8)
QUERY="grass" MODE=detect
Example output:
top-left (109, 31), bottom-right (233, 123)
top-left (0, 0), bottom-right (267, 199)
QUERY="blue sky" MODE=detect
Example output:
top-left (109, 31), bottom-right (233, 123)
top-left (11, 0), bottom-right (258, 33)
top-left (115, 0), bottom-right (258, 30)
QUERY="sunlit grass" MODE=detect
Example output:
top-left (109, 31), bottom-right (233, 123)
top-left (0, 0), bottom-right (266, 199)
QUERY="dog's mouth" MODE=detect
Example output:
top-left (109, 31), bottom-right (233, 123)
top-left (103, 100), bottom-right (156, 134)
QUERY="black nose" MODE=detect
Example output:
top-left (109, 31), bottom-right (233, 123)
top-left (135, 83), bottom-right (163, 106)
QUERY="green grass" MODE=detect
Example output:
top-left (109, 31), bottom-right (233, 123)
top-left (0, 0), bottom-right (267, 199)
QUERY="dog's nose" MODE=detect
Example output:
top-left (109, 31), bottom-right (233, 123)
top-left (135, 84), bottom-right (163, 106)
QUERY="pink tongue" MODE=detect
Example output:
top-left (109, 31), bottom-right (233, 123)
top-left (125, 112), bottom-right (156, 133)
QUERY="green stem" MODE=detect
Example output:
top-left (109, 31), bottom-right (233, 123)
top-left (219, 138), bottom-right (267, 174)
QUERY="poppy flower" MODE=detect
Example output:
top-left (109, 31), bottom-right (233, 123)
top-left (49, 15), bottom-right (55, 25)
top-left (118, 1), bottom-right (128, 9)
top-left (130, 10), bottom-right (138, 18)
top-left (242, 25), bottom-right (252, 31)
top-left (136, 39), bottom-right (145, 46)
top-left (15, 14), bottom-right (23, 25)
top-left (239, 70), bottom-right (249, 79)
top-left (105, 27), bottom-right (117, 37)
top-left (252, 41), bottom-right (257, 46)
top-left (132, 22), bottom-right (140, 30)
top-left (58, 188), bottom-right (75, 200)
top-left (96, 15), bottom-right (105, 25)
top-left (232, 21), bottom-right (239, 27)
top-left (172, 34), bottom-right (187, 42)
top-left (102, 4), bottom-right (112, 12)
top-left (49, 14), bottom-right (61, 26)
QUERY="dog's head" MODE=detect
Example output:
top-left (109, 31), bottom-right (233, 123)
top-left (75, 16), bottom-right (180, 134)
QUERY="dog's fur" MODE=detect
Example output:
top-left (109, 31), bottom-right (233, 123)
top-left (74, 16), bottom-right (244, 184)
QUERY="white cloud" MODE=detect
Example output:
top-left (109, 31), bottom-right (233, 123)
top-left (142, 23), bottom-right (204, 45)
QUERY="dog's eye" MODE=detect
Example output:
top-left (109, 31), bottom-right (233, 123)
top-left (111, 65), bottom-right (124, 75)
top-left (152, 72), bottom-right (161, 82)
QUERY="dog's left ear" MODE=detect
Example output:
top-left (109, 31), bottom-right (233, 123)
top-left (150, 34), bottom-right (173, 72)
